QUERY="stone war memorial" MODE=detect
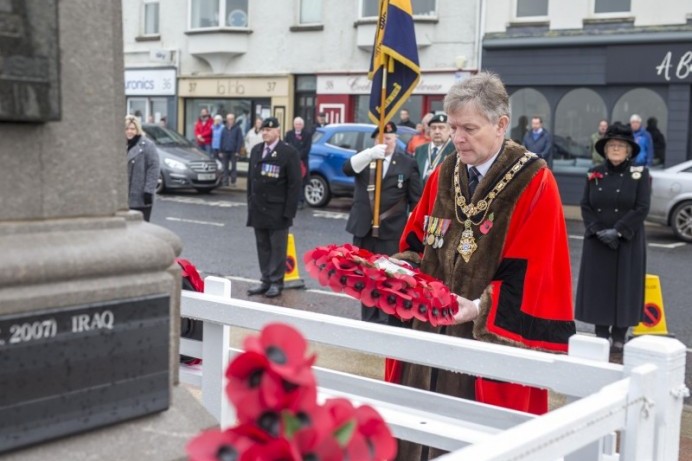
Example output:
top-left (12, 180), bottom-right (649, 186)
top-left (0, 1), bottom-right (215, 458)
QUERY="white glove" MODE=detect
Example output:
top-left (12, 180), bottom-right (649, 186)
top-left (350, 144), bottom-right (387, 173)
top-left (452, 295), bottom-right (480, 324)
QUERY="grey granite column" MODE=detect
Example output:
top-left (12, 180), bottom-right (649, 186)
top-left (0, 0), bottom-right (215, 458)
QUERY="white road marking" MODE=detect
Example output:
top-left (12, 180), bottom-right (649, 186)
top-left (569, 234), bottom-right (687, 249)
top-left (158, 196), bottom-right (246, 208)
top-left (166, 217), bottom-right (225, 227)
top-left (313, 210), bottom-right (349, 220)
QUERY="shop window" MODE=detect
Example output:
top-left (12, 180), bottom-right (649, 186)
top-left (612, 88), bottom-right (668, 165)
top-left (516, 0), bottom-right (548, 18)
top-left (143, 0), bottom-right (160, 35)
top-left (300, 0), bottom-right (321, 24)
top-left (594, 0), bottom-right (631, 14)
top-left (553, 88), bottom-right (607, 174)
top-left (189, 0), bottom-right (248, 29)
top-left (508, 88), bottom-right (550, 145)
top-left (353, 94), bottom-right (423, 125)
top-left (360, 0), bottom-right (436, 18)
top-left (184, 98), bottom-right (252, 141)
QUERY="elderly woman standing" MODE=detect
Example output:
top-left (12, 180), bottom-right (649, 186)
top-left (576, 122), bottom-right (651, 353)
top-left (126, 115), bottom-right (160, 222)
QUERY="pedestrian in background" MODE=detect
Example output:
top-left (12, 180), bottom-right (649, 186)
top-left (406, 112), bottom-right (433, 154)
top-left (522, 116), bottom-right (553, 167)
top-left (246, 117), bottom-right (302, 299)
top-left (509, 114), bottom-right (528, 144)
top-left (194, 108), bottom-right (213, 154)
top-left (211, 114), bottom-right (224, 160)
top-left (398, 108), bottom-right (416, 128)
top-left (414, 113), bottom-right (454, 183)
top-left (219, 113), bottom-right (244, 187)
top-left (284, 116), bottom-right (312, 209)
top-left (125, 114), bottom-right (159, 222)
top-left (629, 114), bottom-right (653, 166)
top-left (576, 122), bottom-right (651, 353)
top-left (590, 119), bottom-right (608, 166)
top-left (245, 117), bottom-right (264, 154)
top-left (315, 112), bottom-right (329, 128)
top-left (343, 121), bottom-right (422, 325)
top-left (646, 116), bottom-right (666, 166)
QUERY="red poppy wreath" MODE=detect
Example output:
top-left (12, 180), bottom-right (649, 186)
top-left (304, 244), bottom-right (459, 326)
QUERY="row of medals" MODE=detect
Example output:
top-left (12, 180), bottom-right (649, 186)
top-left (424, 216), bottom-right (450, 249)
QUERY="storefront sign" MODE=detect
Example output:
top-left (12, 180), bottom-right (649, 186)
top-left (124, 68), bottom-right (176, 96)
top-left (0, 295), bottom-right (170, 453)
top-left (606, 43), bottom-right (692, 84)
top-left (317, 73), bottom-right (457, 95)
top-left (178, 76), bottom-right (289, 97)
top-left (0, 0), bottom-right (60, 122)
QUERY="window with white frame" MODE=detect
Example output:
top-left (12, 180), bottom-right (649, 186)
top-left (189, 0), bottom-right (248, 29)
top-left (594, 0), bottom-right (631, 14)
top-left (361, 0), bottom-right (436, 19)
top-left (516, 0), bottom-right (548, 18)
top-left (300, 0), bottom-right (322, 24)
top-left (143, 0), bottom-right (160, 35)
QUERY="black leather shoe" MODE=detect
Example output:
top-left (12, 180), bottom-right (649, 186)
top-left (264, 285), bottom-right (283, 298)
top-left (247, 284), bottom-right (270, 296)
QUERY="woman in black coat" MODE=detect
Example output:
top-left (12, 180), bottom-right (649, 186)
top-left (126, 115), bottom-right (160, 222)
top-left (575, 122), bottom-right (651, 352)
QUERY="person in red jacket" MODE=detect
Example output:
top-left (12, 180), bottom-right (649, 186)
top-left (391, 72), bottom-right (576, 461)
top-left (194, 108), bottom-right (214, 154)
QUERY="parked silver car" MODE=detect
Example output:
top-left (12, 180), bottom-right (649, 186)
top-left (648, 160), bottom-right (692, 242)
top-left (142, 124), bottom-right (221, 194)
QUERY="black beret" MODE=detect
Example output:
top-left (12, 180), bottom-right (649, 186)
top-left (371, 121), bottom-right (398, 138)
top-left (429, 113), bottom-right (449, 125)
top-left (261, 117), bottom-right (280, 129)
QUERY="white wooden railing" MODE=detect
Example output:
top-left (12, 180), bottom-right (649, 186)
top-left (180, 276), bottom-right (688, 461)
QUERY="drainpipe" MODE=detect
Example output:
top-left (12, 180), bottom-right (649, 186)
top-left (475, 0), bottom-right (486, 71)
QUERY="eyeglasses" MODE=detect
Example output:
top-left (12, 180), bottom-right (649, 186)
top-left (605, 142), bottom-right (628, 150)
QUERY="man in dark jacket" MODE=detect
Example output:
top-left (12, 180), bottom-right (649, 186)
top-left (284, 116), bottom-right (312, 208)
top-left (522, 116), bottom-right (553, 167)
top-left (219, 113), bottom-right (244, 187)
top-left (343, 121), bottom-right (422, 324)
top-left (246, 117), bottom-right (302, 298)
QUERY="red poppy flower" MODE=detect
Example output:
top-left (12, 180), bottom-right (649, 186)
top-left (225, 351), bottom-right (271, 422)
top-left (186, 425), bottom-right (267, 461)
top-left (353, 405), bottom-right (397, 460)
top-left (242, 437), bottom-right (301, 461)
top-left (243, 323), bottom-right (316, 385)
top-left (480, 219), bottom-right (493, 234)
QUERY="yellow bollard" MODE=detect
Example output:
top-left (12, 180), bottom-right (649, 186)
top-left (632, 274), bottom-right (670, 336)
top-left (283, 233), bottom-right (305, 289)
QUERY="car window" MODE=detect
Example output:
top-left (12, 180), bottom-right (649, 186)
top-left (683, 166), bottom-right (692, 173)
top-left (143, 125), bottom-right (194, 147)
top-left (312, 131), bottom-right (324, 143)
top-left (326, 131), bottom-right (359, 151)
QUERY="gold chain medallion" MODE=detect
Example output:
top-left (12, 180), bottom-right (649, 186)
top-left (457, 221), bottom-right (478, 262)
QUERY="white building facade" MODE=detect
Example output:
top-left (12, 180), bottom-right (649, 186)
top-left (481, 0), bottom-right (692, 202)
top-left (121, 0), bottom-right (481, 138)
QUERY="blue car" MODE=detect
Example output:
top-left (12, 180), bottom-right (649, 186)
top-left (305, 123), bottom-right (416, 207)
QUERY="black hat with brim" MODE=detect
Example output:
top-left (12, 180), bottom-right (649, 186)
top-left (261, 117), bottom-right (280, 129)
top-left (428, 113), bottom-right (449, 125)
top-left (594, 122), bottom-right (640, 158)
top-left (371, 121), bottom-right (398, 138)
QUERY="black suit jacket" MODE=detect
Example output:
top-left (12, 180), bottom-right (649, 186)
top-left (246, 140), bottom-right (302, 229)
top-left (343, 150), bottom-right (422, 239)
top-left (284, 129), bottom-right (312, 164)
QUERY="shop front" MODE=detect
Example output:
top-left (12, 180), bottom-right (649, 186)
top-left (177, 75), bottom-right (292, 141)
top-left (315, 71), bottom-right (470, 126)
top-left (483, 37), bottom-right (692, 204)
top-left (124, 67), bottom-right (177, 128)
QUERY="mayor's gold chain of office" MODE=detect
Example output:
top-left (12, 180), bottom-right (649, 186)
top-left (453, 153), bottom-right (534, 262)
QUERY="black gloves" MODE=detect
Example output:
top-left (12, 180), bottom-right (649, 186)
top-left (596, 228), bottom-right (619, 250)
top-left (143, 192), bottom-right (153, 206)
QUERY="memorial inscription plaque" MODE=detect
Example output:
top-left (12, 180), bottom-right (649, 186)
top-left (0, 0), bottom-right (60, 122)
top-left (0, 295), bottom-right (170, 453)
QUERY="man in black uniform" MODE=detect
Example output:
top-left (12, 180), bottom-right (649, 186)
top-left (284, 116), bottom-right (312, 209)
top-left (414, 113), bottom-right (455, 184)
top-left (246, 117), bottom-right (302, 298)
top-left (343, 121), bottom-right (422, 324)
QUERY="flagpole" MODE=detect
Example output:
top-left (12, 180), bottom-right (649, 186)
top-left (372, 55), bottom-right (387, 239)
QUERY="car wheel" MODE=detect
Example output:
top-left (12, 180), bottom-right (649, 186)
top-left (671, 200), bottom-right (692, 243)
top-left (156, 172), bottom-right (166, 194)
top-left (305, 174), bottom-right (330, 208)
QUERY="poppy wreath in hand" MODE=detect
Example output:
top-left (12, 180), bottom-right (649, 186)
top-left (304, 244), bottom-right (459, 327)
top-left (187, 323), bottom-right (397, 461)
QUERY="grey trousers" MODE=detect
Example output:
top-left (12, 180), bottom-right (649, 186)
top-left (254, 227), bottom-right (289, 285)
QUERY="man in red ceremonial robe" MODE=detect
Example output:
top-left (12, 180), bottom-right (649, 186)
top-left (390, 73), bottom-right (576, 461)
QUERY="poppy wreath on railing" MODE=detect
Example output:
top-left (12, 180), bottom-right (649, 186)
top-left (304, 244), bottom-right (459, 327)
top-left (186, 323), bottom-right (397, 461)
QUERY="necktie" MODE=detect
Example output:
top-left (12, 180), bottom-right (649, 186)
top-left (468, 166), bottom-right (481, 196)
top-left (263, 145), bottom-right (271, 159)
top-left (431, 146), bottom-right (439, 159)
